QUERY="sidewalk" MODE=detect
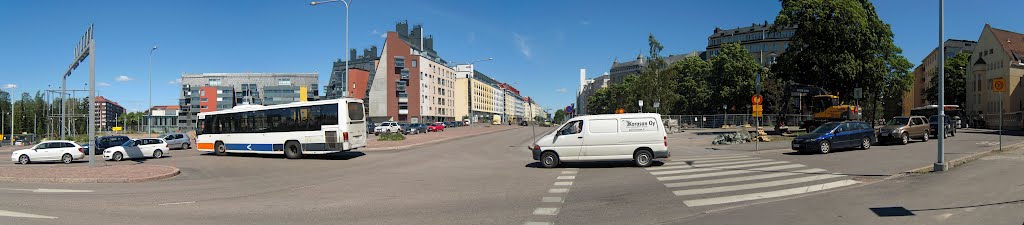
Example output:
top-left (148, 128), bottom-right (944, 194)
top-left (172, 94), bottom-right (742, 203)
top-left (361, 125), bottom-right (521, 151)
top-left (0, 165), bottom-right (180, 183)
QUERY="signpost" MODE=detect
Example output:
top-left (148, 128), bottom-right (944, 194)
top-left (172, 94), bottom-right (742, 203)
top-left (752, 94), bottom-right (764, 152)
top-left (62, 25), bottom-right (96, 167)
top-left (994, 78), bottom-right (1006, 151)
top-left (638, 100), bottom-right (644, 113)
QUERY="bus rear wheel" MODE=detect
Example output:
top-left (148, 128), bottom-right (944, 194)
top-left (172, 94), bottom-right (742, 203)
top-left (284, 141), bottom-right (303, 159)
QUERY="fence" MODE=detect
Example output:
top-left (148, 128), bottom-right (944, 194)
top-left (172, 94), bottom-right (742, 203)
top-left (980, 112), bottom-right (1024, 130)
top-left (661, 114), bottom-right (813, 132)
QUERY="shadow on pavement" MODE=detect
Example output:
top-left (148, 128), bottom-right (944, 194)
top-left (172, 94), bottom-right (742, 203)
top-left (647, 157), bottom-right (889, 177)
top-left (870, 199), bottom-right (1024, 217)
top-left (199, 151), bottom-right (366, 160)
top-left (960, 129), bottom-right (1024, 137)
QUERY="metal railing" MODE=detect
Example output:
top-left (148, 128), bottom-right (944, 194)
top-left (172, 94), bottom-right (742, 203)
top-left (661, 114), bottom-right (813, 133)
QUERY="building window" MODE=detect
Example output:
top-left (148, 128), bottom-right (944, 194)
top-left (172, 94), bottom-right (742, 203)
top-left (208, 79), bottom-right (221, 86)
top-left (412, 60), bottom-right (418, 68)
top-left (278, 78), bottom-right (292, 86)
top-left (201, 98), bottom-right (208, 102)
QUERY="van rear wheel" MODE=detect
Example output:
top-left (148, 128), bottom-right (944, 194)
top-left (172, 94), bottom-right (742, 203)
top-left (284, 142), bottom-right (303, 159)
top-left (634, 150), bottom-right (654, 167)
top-left (540, 151), bottom-right (559, 168)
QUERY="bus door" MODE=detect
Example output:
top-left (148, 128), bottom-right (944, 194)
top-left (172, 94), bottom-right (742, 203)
top-left (345, 101), bottom-right (368, 148)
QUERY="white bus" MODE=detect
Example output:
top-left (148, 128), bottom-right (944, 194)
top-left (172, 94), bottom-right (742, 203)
top-left (195, 98), bottom-right (367, 159)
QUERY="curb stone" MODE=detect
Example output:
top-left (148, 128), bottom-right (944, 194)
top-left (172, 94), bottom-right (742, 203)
top-left (0, 165), bottom-right (181, 183)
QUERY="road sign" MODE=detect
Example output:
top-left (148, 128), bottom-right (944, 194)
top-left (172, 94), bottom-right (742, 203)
top-left (112, 127), bottom-right (122, 131)
top-left (854, 88), bottom-right (863, 99)
top-left (993, 78), bottom-right (1007, 93)
top-left (751, 95), bottom-right (763, 105)
top-left (752, 105), bottom-right (763, 117)
top-left (565, 105), bottom-right (574, 114)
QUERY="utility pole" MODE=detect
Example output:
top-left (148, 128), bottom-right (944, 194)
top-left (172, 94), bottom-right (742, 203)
top-left (934, 0), bottom-right (946, 172)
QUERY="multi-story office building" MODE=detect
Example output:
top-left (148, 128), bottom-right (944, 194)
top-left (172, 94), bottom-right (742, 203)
top-left (367, 21), bottom-right (445, 123)
top-left (902, 39), bottom-right (977, 115)
top-left (455, 66), bottom-right (505, 124)
top-left (325, 46), bottom-right (379, 99)
top-left (144, 105), bottom-right (179, 133)
top-left (419, 52), bottom-right (457, 123)
top-left (578, 73), bottom-right (610, 115)
top-left (705, 21), bottom-right (796, 66)
top-left (177, 72), bottom-right (318, 131)
top-left (497, 83), bottom-right (525, 124)
top-left (965, 24), bottom-right (1024, 128)
top-left (93, 96), bottom-right (125, 131)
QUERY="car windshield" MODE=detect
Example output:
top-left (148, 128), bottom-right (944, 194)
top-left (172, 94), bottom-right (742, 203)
top-left (811, 123), bottom-right (841, 134)
top-left (121, 140), bottom-right (136, 147)
top-left (887, 118), bottom-right (910, 126)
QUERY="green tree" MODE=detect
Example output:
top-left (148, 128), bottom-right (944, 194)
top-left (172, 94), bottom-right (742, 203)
top-left (636, 34), bottom-right (680, 114)
top-left (552, 109), bottom-right (568, 124)
top-left (669, 56), bottom-right (713, 114)
top-left (710, 43), bottom-right (761, 113)
top-left (772, 0), bottom-right (913, 124)
top-left (925, 52), bottom-right (970, 107)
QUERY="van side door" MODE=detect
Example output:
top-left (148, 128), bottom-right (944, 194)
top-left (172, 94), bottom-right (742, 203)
top-left (581, 119), bottom-right (624, 160)
top-left (549, 120), bottom-right (585, 161)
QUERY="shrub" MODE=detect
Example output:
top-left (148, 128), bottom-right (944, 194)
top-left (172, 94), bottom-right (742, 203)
top-left (378, 132), bottom-right (406, 141)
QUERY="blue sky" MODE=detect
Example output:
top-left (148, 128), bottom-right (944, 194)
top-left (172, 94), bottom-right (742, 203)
top-left (1, 0), bottom-right (1021, 112)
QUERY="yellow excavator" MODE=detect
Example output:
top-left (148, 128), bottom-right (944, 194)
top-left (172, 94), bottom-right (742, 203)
top-left (776, 84), bottom-right (862, 133)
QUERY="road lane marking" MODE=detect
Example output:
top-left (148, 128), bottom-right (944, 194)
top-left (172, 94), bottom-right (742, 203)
top-left (661, 157), bottom-right (757, 165)
top-left (541, 197), bottom-right (564, 203)
top-left (158, 201), bottom-right (196, 206)
top-left (524, 222), bottom-right (553, 225)
top-left (648, 159), bottom-right (774, 171)
top-left (682, 179), bottom-right (860, 207)
top-left (667, 155), bottom-right (749, 160)
top-left (553, 181), bottom-right (573, 186)
top-left (0, 188), bottom-right (94, 193)
top-left (533, 207), bottom-right (559, 216)
top-left (556, 176), bottom-right (575, 180)
top-left (664, 168), bottom-right (828, 188)
top-left (548, 188), bottom-right (569, 193)
top-left (0, 209), bottom-right (57, 219)
top-left (649, 161), bottom-right (789, 176)
top-left (561, 171), bottom-right (578, 174)
top-left (672, 174), bottom-right (846, 196)
top-left (656, 164), bottom-right (806, 181)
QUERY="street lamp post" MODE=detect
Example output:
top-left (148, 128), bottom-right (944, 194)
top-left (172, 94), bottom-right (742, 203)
top-left (935, 0), bottom-right (946, 172)
top-left (311, 0), bottom-right (352, 100)
top-left (148, 45), bottom-right (157, 136)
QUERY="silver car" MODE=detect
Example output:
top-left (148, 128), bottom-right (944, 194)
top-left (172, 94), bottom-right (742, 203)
top-left (160, 133), bottom-right (191, 150)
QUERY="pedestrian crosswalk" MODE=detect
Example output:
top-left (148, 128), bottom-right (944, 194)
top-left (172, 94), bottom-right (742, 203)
top-left (646, 154), bottom-right (860, 207)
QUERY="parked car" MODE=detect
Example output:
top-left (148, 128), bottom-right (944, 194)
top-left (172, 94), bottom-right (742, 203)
top-left (520, 121), bottom-right (529, 126)
top-left (367, 123), bottom-right (376, 133)
top-left (952, 116), bottom-right (964, 128)
top-left (929, 115), bottom-right (956, 138)
top-left (530, 113), bottom-right (669, 168)
top-left (791, 121), bottom-right (875, 154)
top-left (374, 122), bottom-right (401, 135)
top-left (878, 116), bottom-right (929, 145)
top-left (160, 132), bottom-right (191, 150)
top-left (103, 138), bottom-right (169, 161)
top-left (414, 124), bottom-right (430, 133)
top-left (10, 140), bottom-right (85, 164)
top-left (463, 120), bottom-right (472, 125)
top-left (400, 123), bottom-right (423, 135)
top-left (82, 135), bottom-right (130, 154)
top-left (428, 122), bottom-right (445, 132)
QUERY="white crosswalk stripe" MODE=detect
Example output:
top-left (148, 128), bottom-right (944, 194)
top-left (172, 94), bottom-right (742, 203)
top-left (647, 155), bottom-right (857, 207)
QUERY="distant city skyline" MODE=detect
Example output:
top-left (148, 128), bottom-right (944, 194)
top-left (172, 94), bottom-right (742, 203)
top-left (1, 0), bottom-right (1022, 112)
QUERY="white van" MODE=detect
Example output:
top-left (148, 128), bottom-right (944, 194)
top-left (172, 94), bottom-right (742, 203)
top-left (529, 113), bottom-right (669, 168)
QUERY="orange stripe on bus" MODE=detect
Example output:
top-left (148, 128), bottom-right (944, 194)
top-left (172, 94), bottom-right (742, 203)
top-left (197, 143), bottom-right (214, 150)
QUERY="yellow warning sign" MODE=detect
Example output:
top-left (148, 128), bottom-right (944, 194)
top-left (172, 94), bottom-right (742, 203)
top-left (993, 78), bottom-right (1007, 93)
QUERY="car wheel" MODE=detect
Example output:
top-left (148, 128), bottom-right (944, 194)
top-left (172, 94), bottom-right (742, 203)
top-left (112, 152), bottom-right (124, 161)
top-left (215, 142), bottom-right (228, 156)
top-left (153, 150), bottom-right (163, 159)
top-left (922, 133), bottom-right (929, 141)
top-left (634, 150), bottom-right (654, 167)
top-left (951, 130), bottom-right (956, 137)
top-left (540, 151), bottom-right (559, 168)
top-left (61, 153), bottom-right (73, 164)
top-left (860, 137), bottom-right (871, 150)
top-left (284, 141), bottom-right (303, 159)
top-left (900, 133), bottom-right (909, 145)
top-left (818, 141), bottom-right (831, 154)
top-left (18, 155), bottom-right (30, 164)
top-left (181, 143), bottom-right (189, 150)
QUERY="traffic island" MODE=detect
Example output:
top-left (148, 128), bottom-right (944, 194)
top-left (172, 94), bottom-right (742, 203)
top-left (0, 165), bottom-right (180, 183)
top-left (363, 125), bottom-right (522, 151)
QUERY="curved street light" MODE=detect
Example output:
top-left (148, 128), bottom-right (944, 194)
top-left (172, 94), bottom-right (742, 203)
top-left (311, 0), bottom-right (353, 98)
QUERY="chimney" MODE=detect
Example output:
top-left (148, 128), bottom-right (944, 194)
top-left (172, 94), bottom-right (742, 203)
top-left (349, 49), bottom-right (357, 61)
top-left (425, 35), bottom-right (434, 52)
top-left (369, 45), bottom-right (378, 58)
top-left (411, 25), bottom-right (423, 49)
top-left (396, 21), bottom-right (408, 38)
top-left (579, 69), bottom-right (586, 95)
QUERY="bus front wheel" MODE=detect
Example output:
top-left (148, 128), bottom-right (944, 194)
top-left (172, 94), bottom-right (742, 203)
top-left (215, 142), bottom-right (228, 156)
top-left (284, 141), bottom-right (303, 159)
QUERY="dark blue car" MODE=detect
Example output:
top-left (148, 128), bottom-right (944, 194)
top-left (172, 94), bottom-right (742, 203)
top-left (791, 121), bottom-right (875, 154)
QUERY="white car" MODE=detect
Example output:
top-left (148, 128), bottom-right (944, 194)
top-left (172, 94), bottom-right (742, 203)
top-left (11, 140), bottom-right (85, 164)
top-left (103, 138), bottom-right (169, 161)
top-left (529, 113), bottom-right (670, 168)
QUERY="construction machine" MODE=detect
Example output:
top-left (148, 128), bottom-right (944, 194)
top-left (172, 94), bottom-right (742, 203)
top-left (775, 84), bottom-right (862, 133)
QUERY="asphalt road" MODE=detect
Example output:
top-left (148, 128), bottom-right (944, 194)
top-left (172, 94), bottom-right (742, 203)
top-left (0, 127), bottom-right (1020, 225)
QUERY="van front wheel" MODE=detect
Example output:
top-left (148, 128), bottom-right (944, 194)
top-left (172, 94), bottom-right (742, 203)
top-left (540, 151), bottom-right (559, 168)
top-left (634, 150), bottom-right (654, 167)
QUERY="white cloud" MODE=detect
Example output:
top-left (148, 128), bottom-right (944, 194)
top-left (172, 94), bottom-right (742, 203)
top-left (580, 20), bottom-right (590, 25)
top-left (115, 75), bottom-right (133, 82)
top-left (555, 88), bottom-right (567, 93)
top-left (513, 33), bottom-right (532, 58)
top-left (168, 78), bottom-right (181, 85)
top-left (97, 82), bottom-right (111, 87)
top-left (371, 29), bottom-right (386, 38)
top-left (2, 84), bottom-right (16, 89)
